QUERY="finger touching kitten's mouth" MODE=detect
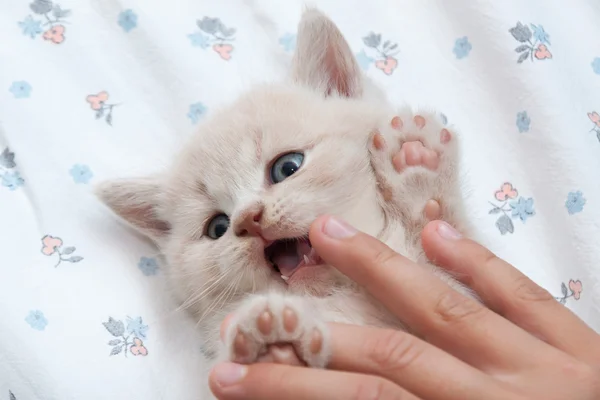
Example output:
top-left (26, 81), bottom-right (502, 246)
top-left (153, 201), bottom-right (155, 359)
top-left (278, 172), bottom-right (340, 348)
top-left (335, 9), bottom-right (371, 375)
top-left (264, 237), bottom-right (322, 282)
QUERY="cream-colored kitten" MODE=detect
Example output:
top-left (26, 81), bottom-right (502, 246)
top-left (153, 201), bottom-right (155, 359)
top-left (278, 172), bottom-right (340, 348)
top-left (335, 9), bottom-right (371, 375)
top-left (97, 8), bottom-right (474, 381)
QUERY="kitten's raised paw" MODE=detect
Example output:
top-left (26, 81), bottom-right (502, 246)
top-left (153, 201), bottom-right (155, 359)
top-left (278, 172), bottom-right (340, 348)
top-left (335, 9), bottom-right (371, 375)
top-left (223, 294), bottom-right (329, 368)
top-left (369, 111), bottom-right (460, 220)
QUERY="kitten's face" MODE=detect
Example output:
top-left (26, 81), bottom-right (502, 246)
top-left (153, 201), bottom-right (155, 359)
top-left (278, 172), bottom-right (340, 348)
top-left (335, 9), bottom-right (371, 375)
top-left (97, 9), bottom-right (392, 317)
top-left (162, 84), bottom-right (388, 308)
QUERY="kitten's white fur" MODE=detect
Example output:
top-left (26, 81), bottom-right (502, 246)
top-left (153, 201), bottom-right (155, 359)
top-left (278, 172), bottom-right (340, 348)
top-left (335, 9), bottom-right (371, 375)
top-left (96, 8), bottom-right (475, 395)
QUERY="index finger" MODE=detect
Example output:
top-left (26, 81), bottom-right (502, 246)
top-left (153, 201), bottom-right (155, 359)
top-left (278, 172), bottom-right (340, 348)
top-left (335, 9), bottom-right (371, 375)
top-left (308, 215), bottom-right (550, 373)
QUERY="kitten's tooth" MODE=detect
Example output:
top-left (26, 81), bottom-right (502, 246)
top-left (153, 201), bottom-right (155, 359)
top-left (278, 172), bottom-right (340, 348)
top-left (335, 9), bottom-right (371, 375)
top-left (281, 275), bottom-right (289, 281)
top-left (303, 254), bottom-right (310, 265)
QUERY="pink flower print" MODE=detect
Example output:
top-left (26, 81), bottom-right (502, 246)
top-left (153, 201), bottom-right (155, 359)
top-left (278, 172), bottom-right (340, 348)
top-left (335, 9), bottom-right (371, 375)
top-left (40, 235), bottom-right (83, 267)
top-left (568, 279), bottom-right (583, 300)
top-left (213, 43), bottom-right (234, 60)
top-left (587, 112), bottom-right (600, 143)
top-left (130, 337), bottom-right (148, 356)
top-left (588, 112), bottom-right (600, 128)
top-left (534, 44), bottom-right (552, 60)
top-left (375, 56), bottom-right (398, 76)
top-left (42, 25), bottom-right (65, 44)
top-left (494, 182), bottom-right (519, 201)
top-left (41, 235), bottom-right (62, 255)
top-left (86, 91), bottom-right (109, 110)
top-left (556, 279), bottom-right (583, 304)
top-left (86, 91), bottom-right (119, 125)
top-left (361, 32), bottom-right (399, 76)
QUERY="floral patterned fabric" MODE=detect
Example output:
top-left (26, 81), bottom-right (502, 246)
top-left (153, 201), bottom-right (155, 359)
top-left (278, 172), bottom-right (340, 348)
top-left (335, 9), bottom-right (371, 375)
top-left (1, 0), bottom-right (599, 398)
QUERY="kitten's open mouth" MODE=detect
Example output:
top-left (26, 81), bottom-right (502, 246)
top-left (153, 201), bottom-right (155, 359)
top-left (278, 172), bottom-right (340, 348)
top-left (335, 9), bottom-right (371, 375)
top-left (264, 237), bottom-right (322, 282)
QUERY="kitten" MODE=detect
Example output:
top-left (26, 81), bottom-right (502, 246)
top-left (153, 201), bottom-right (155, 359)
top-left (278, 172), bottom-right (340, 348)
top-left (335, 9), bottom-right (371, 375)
top-left (96, 7), bottom-right (474, 382)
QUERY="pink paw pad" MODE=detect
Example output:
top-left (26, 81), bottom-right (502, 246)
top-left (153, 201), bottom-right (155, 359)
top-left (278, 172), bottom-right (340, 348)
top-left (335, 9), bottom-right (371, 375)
top-left (391, 116), bottom-right (403, 130)
top-left (372, 132), bottom-right (386, 150)
top-left (440, 128), bottom-right (452, 144)
top-left (392, 141), bottom-right (439, 172)
top-left (413, 115), bottom-right (426, 129)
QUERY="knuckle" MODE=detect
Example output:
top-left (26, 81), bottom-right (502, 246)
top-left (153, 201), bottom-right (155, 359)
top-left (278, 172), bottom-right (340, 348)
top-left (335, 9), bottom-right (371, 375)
top-left (353, 377), bottom-right (405, 400)
top-left (371, 245), bottom-right (402, 270)
top-left (433, 289), bottom-right (486, 326)
top-left (366, 329), bottom-right (423, 373)
top-left (511, 274), bottom-right (554, 304)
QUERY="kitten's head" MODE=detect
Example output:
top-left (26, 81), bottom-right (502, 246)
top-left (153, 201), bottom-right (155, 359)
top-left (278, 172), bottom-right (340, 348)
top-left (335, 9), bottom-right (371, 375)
top-left (97, 9), bottom-right (392, 317)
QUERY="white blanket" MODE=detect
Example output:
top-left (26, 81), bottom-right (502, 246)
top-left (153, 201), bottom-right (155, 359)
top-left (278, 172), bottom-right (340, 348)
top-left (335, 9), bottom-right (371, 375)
top-left (1, 0), bottom-right (599, 398)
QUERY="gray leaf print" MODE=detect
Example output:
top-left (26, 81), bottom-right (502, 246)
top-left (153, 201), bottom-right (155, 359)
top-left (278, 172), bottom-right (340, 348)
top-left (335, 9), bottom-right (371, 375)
top-left (561, 282), bottom-right (568, 297)
top-left (52, 4), bottom-right (71, 19)
top-left (62, 246), bottom-right (76, 255)
top-left (514, 45), bottom-right (529, 53)
top-left (559, 297), bottom-right (567, 305)
top-left (496, 214), bottom-right (514, 235)
top-left (66, 256), bottom-right (83, 263)
top-left (95, 108), bottom-right (104, 119)
top-left (29, 0), bottom-right (53, 15)
top-left (9, 391), bottom-right (16, 400)
top-left (517, 51), bottom-right (530, 64)
top-left (488, 208), bottom-right (502, 214)
top-left (197, 17), bottom-right (221, 35)
top-left (103, 317), bottom-right (125, 337)
top-left (362, 32), bottom-right (381, 48)
top-left (509, 22), bottom-right (532, 43)
top-left (108, 339), bottom-right (122, 346)
top-left (218, 23), bottom-right (236, 37)
top-left (110, 345), bottom-right (124, 356)
top-left (0, 148), bottom-right (16, 168)
top-left (105, 113), bottom-right (113, 126)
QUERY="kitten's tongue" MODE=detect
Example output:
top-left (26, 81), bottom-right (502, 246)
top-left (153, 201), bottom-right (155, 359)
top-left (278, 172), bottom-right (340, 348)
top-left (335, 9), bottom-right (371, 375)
top-left (273, 240), bottom-right (313, 277)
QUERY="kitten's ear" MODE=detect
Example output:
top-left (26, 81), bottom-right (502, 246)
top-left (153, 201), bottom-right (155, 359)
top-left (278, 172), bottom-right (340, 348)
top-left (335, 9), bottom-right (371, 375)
top-left (95, 178), bottom-right (170, 242)
top-left (291, 8), bottom-right (362, 98)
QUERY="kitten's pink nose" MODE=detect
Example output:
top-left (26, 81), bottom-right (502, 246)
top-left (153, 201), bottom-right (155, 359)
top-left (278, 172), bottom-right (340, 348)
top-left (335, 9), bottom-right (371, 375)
top-left (234, 205), bottom-right (264, 237)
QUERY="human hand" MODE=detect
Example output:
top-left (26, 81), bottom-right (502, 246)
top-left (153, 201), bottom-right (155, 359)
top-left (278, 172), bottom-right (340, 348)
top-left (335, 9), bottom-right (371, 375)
top-left (209, 216), bottom-right (600, 400)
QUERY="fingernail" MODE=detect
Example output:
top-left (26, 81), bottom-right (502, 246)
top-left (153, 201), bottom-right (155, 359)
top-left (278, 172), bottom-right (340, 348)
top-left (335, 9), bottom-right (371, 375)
top-left (437, 221), bottom-right (462, 240)
top-left (212, 362), bottom-right (247, 387)
top-left (323, 216), bottom-right (358, 239)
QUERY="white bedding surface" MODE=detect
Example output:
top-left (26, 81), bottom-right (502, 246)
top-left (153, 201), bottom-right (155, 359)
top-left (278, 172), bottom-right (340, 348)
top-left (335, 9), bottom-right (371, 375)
top-left (1, 0), bottom-right (599, 398)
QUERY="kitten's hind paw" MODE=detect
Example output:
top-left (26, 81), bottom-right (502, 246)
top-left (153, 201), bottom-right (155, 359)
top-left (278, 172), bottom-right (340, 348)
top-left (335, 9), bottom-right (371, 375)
top-left (223, 294), bottom-right (330, 368)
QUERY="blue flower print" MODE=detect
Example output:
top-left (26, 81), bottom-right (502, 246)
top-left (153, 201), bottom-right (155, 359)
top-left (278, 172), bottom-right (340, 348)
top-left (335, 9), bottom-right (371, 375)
top-left (118, 9), bottom-right (138, 32)
top-left (453, 37), bottom-right (472, 59)
top-left (187, 102), bottom-right (207, 124)
top-left (25, 310), bottom-right (48, 331)
top-left (18, 15), bottom-right (43, 38)
top-left (279, 33), bottom-right (296, 52)
top-left (592, 58), bottom-right (600, 75)
top-left (489, 183), bottom-right (535, 234)
top-left (565, 191), bottom-right (586, 215)
top-left (69, 164), bottom-right (93, 184)
top-left (530, 24), bottom-right (551, 45)
top-left (516, 111), bottom-right (530, 133)
top-left (9, 81), bottom-right (32, 99)
top-left (188, 32), bottom-right (210, 49)
top-left (510, 197), bottom-right (536, 222)
top-left (356, 49), bottom-right (375, 71)
top-left (138, 256), bottom-right (159, 276)
top-left (2, 172), bottom-right (24, 191)
top-left (126, 316), bottom-right (149, 339)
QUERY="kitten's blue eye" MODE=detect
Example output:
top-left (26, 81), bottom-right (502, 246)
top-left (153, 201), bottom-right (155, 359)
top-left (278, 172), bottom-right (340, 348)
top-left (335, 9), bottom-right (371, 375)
top-left (207, 214), bottom-right (230, 239)
top-left (270, 152), bottom-right (304, 184)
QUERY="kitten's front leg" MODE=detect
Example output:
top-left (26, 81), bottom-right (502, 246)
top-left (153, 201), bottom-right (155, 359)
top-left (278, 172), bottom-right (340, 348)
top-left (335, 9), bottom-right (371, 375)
top-left (369, 110), bottom-right (472, 241)
top-left (220, 293), bottom-right (330, 368)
